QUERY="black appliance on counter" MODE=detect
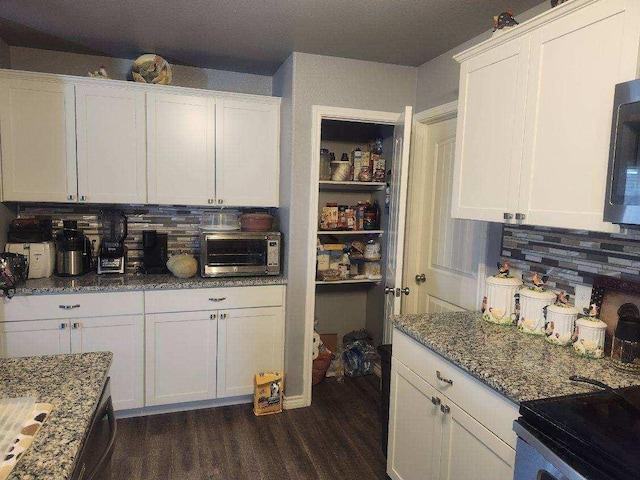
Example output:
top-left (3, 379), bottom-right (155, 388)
top-left (71, 377), bottom-right (116, 480)
top-left (142, 230), bottom-right (168, 274)
top-left (7, 218), bottom-right (53, 243)
top-left (514, 383), bottom-right (640, 480)
top-left (97, 209), bottom-right (127, 275)
top-left (55, 220), bottom-right (92, 277)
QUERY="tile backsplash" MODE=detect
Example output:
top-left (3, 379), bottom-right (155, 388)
top-left (17, 204), bottom-right (276, 272)
top-left (502, 224), bottom-right (640, 296)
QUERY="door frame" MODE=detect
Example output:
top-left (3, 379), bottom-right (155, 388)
top-left (304, 105), bottom-right (406, 407)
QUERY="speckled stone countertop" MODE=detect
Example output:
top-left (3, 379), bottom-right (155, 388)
top-left (0, 352), bottom-right (112, 480)
top-left (13, 272), bottom-right (287, 295)
top-left (392, 311), bottom-right (640, 404)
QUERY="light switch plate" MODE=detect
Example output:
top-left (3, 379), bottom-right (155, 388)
top-left (574, 284), bottom-right (592, 310)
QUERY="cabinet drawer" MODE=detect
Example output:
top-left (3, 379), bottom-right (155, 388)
top-left (144, 285), bottom-right (285, 313)
top-left (2, 291), bottom-right (144, 321)
top-left (393, 328), bottom-right (519, 448)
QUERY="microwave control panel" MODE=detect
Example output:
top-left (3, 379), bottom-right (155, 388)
top-left (267, 240), bottom-right (279, 266)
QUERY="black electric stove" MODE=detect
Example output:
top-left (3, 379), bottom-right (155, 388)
top-left (515, 385), bottom-right (640, 480)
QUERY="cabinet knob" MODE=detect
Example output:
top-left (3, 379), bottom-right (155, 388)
top-left (221, 313), bottom-right (227, 319)
top-left (208, 199), bottom-right (214, 204)
top-left (67, 194), bottom-right (75, 201)
top-left (72, 322), bottom-right (81, 329)
top-left (515, 212), bottom-right (526, 221)
top-left (210, 314), bottom-right (217, 320)
top-left (503, 212), bottom-right (513, 221)
top-left (80, 195), bottom-right (87, 202)
top-left (440, 404), bottom-right (451, 415)
top-left (218, 199), bottom-right (224, 205)
top-left (436, 370), bottom-right (453, 385)
top-left (60, 323), bottom-right (68, 330)
top-left (431, 396), bottom-right (441, 406)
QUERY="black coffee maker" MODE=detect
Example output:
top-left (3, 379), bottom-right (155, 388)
top-left (142, 230), bottom-right (168, 274)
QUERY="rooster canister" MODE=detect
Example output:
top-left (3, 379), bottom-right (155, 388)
top-left (517, 287), bottom-right (556, 335)
top-left (544, 304), bottom-right (580, 346)
top-left (573, 317), bottom-right (607, 359)
top-left (482, 275), bottom-right (523, 325)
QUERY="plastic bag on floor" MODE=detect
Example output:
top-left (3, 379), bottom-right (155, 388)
top-left (342, 339), bottom-right (379, 377)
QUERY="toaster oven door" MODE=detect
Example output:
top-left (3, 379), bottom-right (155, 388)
top-left (201, 235), bottom-right (279, 277)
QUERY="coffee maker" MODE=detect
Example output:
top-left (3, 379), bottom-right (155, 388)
top-left (142, 230), bottom-right (168, 274)
top-left (55, 220), bottom-right (92, 276)
top-left (97, 209), bottom-right (127, 274)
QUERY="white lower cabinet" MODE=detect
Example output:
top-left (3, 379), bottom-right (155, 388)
top-left (388, 329), bottom-right (517, 480)
top-left (0, 292), bottom-right (145, 411)
top-left (217, 306), bottom-right (284, 398)
top-left (145, 311), bottom-right (218, 406)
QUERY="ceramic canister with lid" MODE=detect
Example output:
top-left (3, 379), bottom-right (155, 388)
top-left (573, 317), bottom-right (607, 359)
top-left (483, 275), bottom-right (523, 325)
top-left (518, 287), bottom-right (556, 335)
top-left (544, 304), bottom-right (580, 346)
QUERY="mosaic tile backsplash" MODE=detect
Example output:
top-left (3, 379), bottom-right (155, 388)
top-left (17, 204), bottom-right (276, 273)
top-left (502, 224), bottom-right (640, 296)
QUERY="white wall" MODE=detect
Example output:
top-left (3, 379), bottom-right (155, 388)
top-left (9, 47), bottom-right (272, 95)
top-left (275, 52), bottom-right (416, 399)
top-left (415, 2), bottom-right (548, 112)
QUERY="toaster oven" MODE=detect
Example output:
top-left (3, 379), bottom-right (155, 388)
top-left (200, 231), bottom-right (281, 277)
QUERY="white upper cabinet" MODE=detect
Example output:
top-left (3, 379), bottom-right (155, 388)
top-left (76, 84), bottom-right (147, 204)
top-left (0, 77), bottom-right (76, 202)
top-left (452, 37), bottom-right (530, 223)
top-left (146, 92), bottom-right (216, 206)
top-left (453, 0), bottom-right (640, 232)
top-left (215, 99), bottom-right (280, 207)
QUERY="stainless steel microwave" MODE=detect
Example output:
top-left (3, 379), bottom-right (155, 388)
top-left (200, 231), bottom-right (281, 277)
top-left (604, 78), bottom-right (640, 226)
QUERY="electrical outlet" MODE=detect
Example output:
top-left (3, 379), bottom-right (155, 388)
top-left (574, 284), bottom-right (592, 310)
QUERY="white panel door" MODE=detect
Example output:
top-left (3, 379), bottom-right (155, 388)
top-left (215, 99), bottom-right (279, 207)
top-left (519, 0), bottom-right (638, 232)
top-left (147, 92), bottom-right (216, 206)
top-left (145, 311), bottom-right (217, 406)
top-left (452, 36), bottom-right (530, 222)
top-left (71, 315), bottom-right (144, 410)
top-left (0, 319), bottom-right (71, 357)
top-left (217, 306), bottom-right (284, 398)
top-left (0, 77), bottom-right (76, 202)
top-left (383, 106), bottom-right (412, 343)
top-left (387, 360), bottom-right (441, 480)
top-left (403, 113), bottom-right (485, 314)
top-left (439, 399), bottom-right (515, 480)
top-left (75, 84), bottom-right (147, 204)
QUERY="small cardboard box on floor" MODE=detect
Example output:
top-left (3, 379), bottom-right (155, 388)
top-left (254, 371), bottom-right (284, 416)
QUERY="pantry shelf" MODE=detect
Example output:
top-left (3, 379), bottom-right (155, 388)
top-left (317, 230), bottom-right (384, 235)
top-left (315, 279), bottom-right (381, 285)
top-left (319, 181), bottom-right (385, 191)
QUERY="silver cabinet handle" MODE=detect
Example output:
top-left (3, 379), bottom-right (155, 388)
top-left (80, 195), bottom-right (87, 201)
top-left (210, 314), bottom-right (217, 320)
top-left (515, 212), bottom-right (526, 221)
top-left (208, 297), bottom-right (226, 302)
top-left (217, 199), bottom-right (224, 204)
top-left (415, 273), bottom-right (426, 283)
top-left (436, 370), bottom-right (453, 385)
top-left (60, 323), bottom-right (68, 330)
top-left (503, 212), bottom-right (513, 221)
top-left (207, 199), bottom-right (214, 204)
top-left (431, 396), bottom-right (441, 406)
top-left (220, 313), bottom-right (227, 319)
top-left (67, 194), bottom-right (75, 201)
top-left (59, 304), bottom-right (80, 310)
top-left (440, 404), bottom-right (451, 414)
top-left (72, 322), bottom-right (81, 329)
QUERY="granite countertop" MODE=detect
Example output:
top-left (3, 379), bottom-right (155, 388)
top-left (14, 272), bottom-right (287, 295)
top-left (392, 311), bottom-right (640, 404)
top-left (0, 352), bottom-right (112, 480)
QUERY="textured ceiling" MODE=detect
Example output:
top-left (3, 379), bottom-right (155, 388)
top-left (0, 0), bottom-right (544, 75)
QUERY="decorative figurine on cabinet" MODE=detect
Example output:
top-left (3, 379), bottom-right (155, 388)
top-left (88, 65), bottom-right (109, 78)
top-left (492, 11), bottom-right (519, 36)
top-left (551, 0), bottom-right (568, 7)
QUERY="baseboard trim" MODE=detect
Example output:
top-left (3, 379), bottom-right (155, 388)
top-left (116, 395), bottom-right (253, 419)
top-left (283, 394), bottom-right (306, 409)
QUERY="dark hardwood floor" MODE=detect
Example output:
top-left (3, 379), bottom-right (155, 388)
top-left (99, 375), bottom-right (387, 480)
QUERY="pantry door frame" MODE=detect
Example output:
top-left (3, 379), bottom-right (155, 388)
top-left (304, 105), bottom-right (405, 408)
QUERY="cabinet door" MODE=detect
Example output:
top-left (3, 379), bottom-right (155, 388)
top-left (217, 306), bottom-right (284, 398)
top-left (0, 77), bottom-right (76, 202)
top-left (519, 0), bottom-right (639, 232)
top-left (387, 360), bottom-right (441, 480)
top-left (147, 92), bottom-right (216, 206)
top-left (439, 399), bottom-right (515, 480)
top-left (0, 319), bottom-right (71, 358)
top-left (75, 84), bottom-right (147, 204)
top-left (145, 311), bottom-right (217, 406)
top-left (452, 36), bottom-right (530, 223)
top-left (71, 315), bottom-right (144, 410)
top-left (215, 99), bottom-right (279, 207)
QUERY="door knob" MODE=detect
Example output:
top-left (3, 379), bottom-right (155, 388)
top-left (401, 287), bottom-right (410, 296)
top-left (384, 286), bottom-right (394, 295)
top-left (415, 273), bottom-right (426, 283)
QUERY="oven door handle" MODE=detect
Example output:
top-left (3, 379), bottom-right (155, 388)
top-left (85, 396), bottom-right (117, 480)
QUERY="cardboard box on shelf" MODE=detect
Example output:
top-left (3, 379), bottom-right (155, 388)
top-left (320, 333), bottom-right (338, 353)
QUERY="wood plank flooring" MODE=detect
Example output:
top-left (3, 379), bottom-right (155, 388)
top-left (98, 375), bottom-right (388, 480)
